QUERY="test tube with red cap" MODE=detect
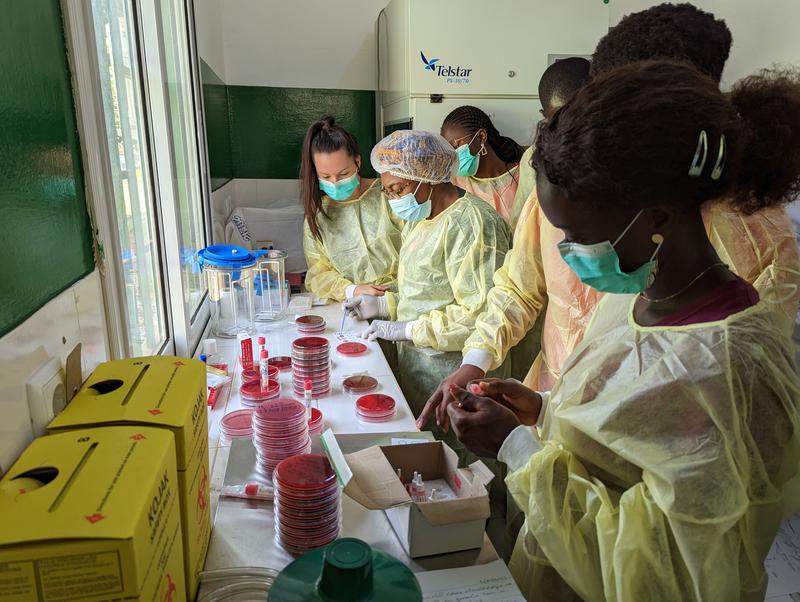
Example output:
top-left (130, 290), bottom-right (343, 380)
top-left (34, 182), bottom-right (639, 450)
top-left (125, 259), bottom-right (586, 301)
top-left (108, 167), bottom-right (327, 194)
top-left (259, 348), bottom-right (270, 391)
top-left (258, 336), bottom-right (266, 357)
top-left (303, 379), bottom-right (313, 420)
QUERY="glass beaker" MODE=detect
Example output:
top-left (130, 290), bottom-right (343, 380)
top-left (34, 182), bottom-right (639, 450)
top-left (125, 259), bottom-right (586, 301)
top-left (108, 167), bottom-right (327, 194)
top-left (254, 249), bottom-right (288, 322)
top-left (197, 245), bottom-right (261, 338)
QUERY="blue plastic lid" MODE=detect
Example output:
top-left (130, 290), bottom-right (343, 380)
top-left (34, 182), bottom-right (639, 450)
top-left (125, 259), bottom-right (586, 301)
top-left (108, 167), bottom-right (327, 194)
top-left (197, 245), bottom-right (264, 269)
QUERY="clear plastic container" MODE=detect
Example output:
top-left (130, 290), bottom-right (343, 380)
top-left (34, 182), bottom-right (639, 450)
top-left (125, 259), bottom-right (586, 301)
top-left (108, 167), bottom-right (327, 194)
top-left (198, 245), bottom-right (262, 338)
top-left (255, 249), bottom-right (288, 322)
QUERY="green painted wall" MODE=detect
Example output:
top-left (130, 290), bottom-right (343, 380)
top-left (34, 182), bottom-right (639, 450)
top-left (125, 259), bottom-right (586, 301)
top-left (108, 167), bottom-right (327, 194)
top-left (0, 0), bottom-right (94, 336)
top-left (198, 64), bottom-right (377, 186)
top-left (200, 60), bottom-right (233, 191)
top-left (227, 86), bottom-right (376, 179)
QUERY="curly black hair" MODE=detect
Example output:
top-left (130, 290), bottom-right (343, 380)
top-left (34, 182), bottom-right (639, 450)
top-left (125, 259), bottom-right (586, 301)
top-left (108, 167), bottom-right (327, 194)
top-left (538, 57), bottom-right (591, 114)
top-left (534, 61), bottom-right (800, 215)
top-left (591, 3), bottom-right (732, 83)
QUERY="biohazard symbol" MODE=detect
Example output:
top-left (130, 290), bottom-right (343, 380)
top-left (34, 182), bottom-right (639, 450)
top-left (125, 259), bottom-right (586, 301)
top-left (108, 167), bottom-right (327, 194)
top-left (173, 361), bottom-right (185, 367)
top-left (129, 433), bottom-right (146, 441)
top-left (197, 465), bottom-right (208, 516)
top-left (162, 574), bottom-right (177, 602)
top-left (148, 409), bottom-right (164, 416)
top-left (85, 513), bottom-right (106, 524)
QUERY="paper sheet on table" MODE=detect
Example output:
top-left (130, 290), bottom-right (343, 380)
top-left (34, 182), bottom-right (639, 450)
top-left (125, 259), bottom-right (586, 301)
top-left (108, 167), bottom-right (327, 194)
top-left (415, 559), bottom-right (524, 601)
top-left (766, 514), bottom-right (800, 599)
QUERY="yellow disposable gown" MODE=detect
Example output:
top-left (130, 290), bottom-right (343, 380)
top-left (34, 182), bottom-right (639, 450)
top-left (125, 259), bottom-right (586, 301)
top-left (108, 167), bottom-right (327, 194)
top-left (453, 164), bottom-right (520, 224)
top-left (464, 193), bottom-right (800, 392)
top-left (506, 294), bottom-right (800, 602)
top-left (510, 146), bottom-right (535, 229)
top-left (302, 180), bottom-right (403, 301)
top-left (387, 192), bottom-right (511, 418)
top-left (393, 192), bottom-right (511, 351)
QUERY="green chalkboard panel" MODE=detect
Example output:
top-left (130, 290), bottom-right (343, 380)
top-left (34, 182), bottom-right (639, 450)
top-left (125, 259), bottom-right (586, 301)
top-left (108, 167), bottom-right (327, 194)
top-left (227, 86), bottom-right (376, 179)
top-left (200, 60), bottom-right (233, 191)
top-left (0, 0), bottom-right (94, 336)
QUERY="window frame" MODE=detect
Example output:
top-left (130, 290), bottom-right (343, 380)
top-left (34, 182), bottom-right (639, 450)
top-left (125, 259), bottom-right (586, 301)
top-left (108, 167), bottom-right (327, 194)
top-left (62, 0), bottom-right (212, 358)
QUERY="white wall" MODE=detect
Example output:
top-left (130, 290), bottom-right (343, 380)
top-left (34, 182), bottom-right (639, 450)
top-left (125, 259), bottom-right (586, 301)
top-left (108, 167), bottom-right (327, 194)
top-left (218, 0), bottom-right (389, 89)
top-left (195, 0), bottom-right (226, 80)
top-left (0, 270), bottom-right (108, 474)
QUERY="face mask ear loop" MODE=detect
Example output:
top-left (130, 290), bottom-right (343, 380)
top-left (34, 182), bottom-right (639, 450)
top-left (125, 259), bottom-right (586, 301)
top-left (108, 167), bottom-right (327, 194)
top-left (411, 180), bottom-right (423, 202)
top-left (612, 209), bottom-right (645, 248)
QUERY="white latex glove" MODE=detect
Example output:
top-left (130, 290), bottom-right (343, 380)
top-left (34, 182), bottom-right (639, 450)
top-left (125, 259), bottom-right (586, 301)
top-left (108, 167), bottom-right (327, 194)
top-left (361, 320), bottom-right (411, 342)
top-left (343, 294), bottom-right (388, 321)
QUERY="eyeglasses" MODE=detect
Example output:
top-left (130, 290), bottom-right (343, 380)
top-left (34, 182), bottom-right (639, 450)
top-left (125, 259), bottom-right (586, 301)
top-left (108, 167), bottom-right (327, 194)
top-left (380, 181), bottom-right (416, 199)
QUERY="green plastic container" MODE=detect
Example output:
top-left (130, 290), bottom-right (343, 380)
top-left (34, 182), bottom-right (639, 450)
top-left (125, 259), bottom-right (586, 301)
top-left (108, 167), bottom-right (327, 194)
top-left (269, 538), bottom-right (422, 601)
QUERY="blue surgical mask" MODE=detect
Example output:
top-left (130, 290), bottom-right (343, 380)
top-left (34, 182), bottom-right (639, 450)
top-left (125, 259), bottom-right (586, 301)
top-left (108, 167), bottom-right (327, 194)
top-left (389, 181), bottom-right (432, 222)
top-left (455, 131), bottom-right (481, 177)
top-left (318, 171), bottom-right (360, 201)
top-left (557, 210), bottom-right (663, 294)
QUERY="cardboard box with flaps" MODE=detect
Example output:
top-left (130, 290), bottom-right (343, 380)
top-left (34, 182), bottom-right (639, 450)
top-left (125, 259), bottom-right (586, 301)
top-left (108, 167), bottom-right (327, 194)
top-left (0, 426), bottom-right (185, 602)
top-left (48, 356), bottom-right (210, 600)
top-left (321, 430), bottom-right (494, 557)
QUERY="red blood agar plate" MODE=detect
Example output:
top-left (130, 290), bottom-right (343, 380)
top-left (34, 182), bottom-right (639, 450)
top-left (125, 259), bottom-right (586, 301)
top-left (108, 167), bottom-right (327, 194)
top-left (220, 409), bottom-right (253, 438)
top-left (356, 394), bottom-right (395, 416)
top-left (274, 454), bottom-right (337, 491)
top-left (254, 398), bottom-right (307, 422)
top-left (240, 380), bottom-right (280, 400)
top-left (242, 366), bottom-right (279, 383)
top-left (336, 342), bottom-right (367, 356)
top-left (293, 337), bottom-right (329, 350)
top-left (342, 375), bottom-right (378, 395)
top-left (269, 356), bottom-right (293, 371)
top-left (296, 315), bottom-right (325, 326)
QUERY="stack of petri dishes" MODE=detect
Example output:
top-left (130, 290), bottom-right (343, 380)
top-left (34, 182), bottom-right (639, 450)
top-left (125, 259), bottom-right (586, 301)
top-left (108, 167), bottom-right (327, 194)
top-left (342, 375), bottom-right (378, 396)
top-left (241, 365), bottom-right (279, 386)
top-left (220, 409), bottom-right (253, 441)
top-left (292, 337), bottom-right (331, 398)
top-left (355, 394), bottom-right (396, 423)
top-left (239, 379), bottom-right (281, 408)
top-left (295, 315), bottom-right (326, 335)
top-left (336, 341), bottom-right (367, 357)
top-left (307, 407), bottom-right (324, 436)
top-left (273, 454), bottom-right (341, 555)
top-left (252, 398), bottom-right (310, 476)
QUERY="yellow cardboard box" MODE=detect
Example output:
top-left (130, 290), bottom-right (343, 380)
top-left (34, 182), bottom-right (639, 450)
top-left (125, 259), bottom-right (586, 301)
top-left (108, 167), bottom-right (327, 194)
top-left (48, 356), bottom-right (211, 600)
top-left (0, 426), bottom-right (185, 602)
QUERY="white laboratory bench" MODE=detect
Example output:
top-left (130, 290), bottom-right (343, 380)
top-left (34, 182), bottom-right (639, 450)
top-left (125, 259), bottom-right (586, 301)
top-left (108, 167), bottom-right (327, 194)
top-left (201, 302), bottom-right (498, 595)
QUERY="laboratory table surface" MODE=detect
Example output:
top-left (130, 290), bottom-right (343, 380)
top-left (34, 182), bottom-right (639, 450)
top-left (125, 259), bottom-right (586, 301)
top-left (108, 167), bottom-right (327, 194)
top-left (201, 302), bottom-right (499, 596)
top-left (199, 302), bottom-right (800, 601)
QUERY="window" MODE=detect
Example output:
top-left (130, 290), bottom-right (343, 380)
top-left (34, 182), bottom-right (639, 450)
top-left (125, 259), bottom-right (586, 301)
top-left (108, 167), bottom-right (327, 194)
top-left (91, 0), bottom-right (168, 357)
top-left (155, 0), bottom-right (207, 318)
top-left (65, 0), bottom-right (210, 359)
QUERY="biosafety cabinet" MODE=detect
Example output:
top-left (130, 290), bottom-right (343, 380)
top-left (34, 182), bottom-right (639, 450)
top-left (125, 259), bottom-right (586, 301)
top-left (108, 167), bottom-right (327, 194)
top-left (376, 0), bottom-right (610, 145)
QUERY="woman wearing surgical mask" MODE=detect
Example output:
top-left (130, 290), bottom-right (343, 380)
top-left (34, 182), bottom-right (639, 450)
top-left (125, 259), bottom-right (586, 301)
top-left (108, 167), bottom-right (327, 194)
top-left (424, 62), bottom-right (800, 601)
top-left (300, 117), bottom-right (403, 302)
top-left (344, 130), bottom-right (511, 421)
top-left (440, 106), bottom-right (525, 224)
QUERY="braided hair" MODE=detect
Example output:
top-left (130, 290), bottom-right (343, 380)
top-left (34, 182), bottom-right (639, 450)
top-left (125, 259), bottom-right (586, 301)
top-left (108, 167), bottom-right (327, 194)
top-left (442, 105), bottom-right (524, 165)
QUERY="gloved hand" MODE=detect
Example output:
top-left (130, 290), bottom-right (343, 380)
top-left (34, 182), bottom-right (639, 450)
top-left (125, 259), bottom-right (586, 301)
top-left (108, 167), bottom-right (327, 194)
top-left (361, 320), bottom-right (411, 342)
top-left (343, 294), bottom-right (388, 321)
